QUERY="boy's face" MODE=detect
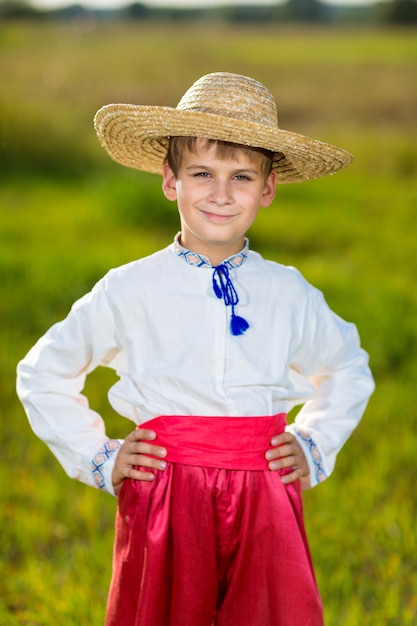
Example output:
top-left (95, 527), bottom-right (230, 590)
top-left (162, 139), bottom-right (276, 265)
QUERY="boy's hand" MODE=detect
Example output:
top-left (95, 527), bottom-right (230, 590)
top-left (112, 429), bottom-right (167, 497)
top-left (266, 432), bottom-right (311, 491)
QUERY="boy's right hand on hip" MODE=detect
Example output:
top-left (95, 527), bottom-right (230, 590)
top-left (112, 428), bottom-right (167, 496)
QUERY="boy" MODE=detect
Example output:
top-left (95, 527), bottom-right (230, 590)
top-left (17, 72), bottom-right (374, 625)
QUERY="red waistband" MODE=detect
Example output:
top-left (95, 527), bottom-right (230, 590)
top-left (140, 414), bottom-right (287, 471)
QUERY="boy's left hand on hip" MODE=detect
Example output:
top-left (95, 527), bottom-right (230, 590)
top-left (266, 432), bottom-right (311, 490)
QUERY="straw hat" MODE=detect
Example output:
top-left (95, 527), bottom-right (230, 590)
top-left (94, 72), bottom-right (353, 184)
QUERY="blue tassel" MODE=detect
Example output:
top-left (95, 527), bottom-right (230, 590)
top-left (212, 264), bottom-right (249, 336)
top-left (230, 313), bottom-right (250, 336)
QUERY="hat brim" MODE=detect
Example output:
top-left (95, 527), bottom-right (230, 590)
top-left (94, 104), bottom-right (353, 184)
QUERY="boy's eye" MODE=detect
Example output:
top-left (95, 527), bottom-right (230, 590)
top-left (194, 171), bottom-right (211, 178)
top-left (234, 174), bottom-right (251, 181)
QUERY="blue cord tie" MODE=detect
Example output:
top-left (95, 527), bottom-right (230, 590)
top-left (212, 264), bottom-right (250, 336)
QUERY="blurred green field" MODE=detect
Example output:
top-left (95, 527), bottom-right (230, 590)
top-left (1, 20), bottom-right (417, 625)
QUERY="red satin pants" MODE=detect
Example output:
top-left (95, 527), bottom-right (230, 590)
top-left (105, 414), bottom-right (324, 626)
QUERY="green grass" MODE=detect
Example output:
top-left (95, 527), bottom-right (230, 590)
top-left (1, 21), bottom-right (417, 625)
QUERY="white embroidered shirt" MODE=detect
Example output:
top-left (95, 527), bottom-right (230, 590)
top-left (17, 237), bottom-right (374, 495)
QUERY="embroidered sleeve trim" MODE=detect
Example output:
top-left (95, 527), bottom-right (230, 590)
top-left (91, 439), bottom-right (122, 490)
top-left (294, 428), bottom-right (328, 484)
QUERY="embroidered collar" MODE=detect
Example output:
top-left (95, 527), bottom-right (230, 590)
top-left (173, 234), bottom-right (250, 336)
top-left (173, 233), bottom-right (249, 269)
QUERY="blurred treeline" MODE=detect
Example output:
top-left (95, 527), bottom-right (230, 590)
top-left (1, 0), bottom-right (417, 25)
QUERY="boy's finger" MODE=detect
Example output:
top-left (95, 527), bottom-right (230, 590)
top-left (125, 466), bottom-right (157, 482)
top-left (267, 454), bottom-right (298, 472)
top-left (130, 454), bottom-right (167, 471)
top-left (129, 428), bottom-right (157, 442)
top-left (265, 442), bottom-right (294, 461)
top-left (132, 441), bottom-right (167, 458)
top-left (280, 468), bottom-right (302, 485)
top-left (270, 432), bottom-right (293, 447)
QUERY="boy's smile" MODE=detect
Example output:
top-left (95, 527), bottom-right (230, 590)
top-left (162, 140), bottom-right (276, 266)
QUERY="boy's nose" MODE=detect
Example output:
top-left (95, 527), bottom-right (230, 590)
top-left (209, 180), bottom-right (233, 205)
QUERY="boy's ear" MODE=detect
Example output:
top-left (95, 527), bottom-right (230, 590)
top-left (260, 170), bottom-right (277, 208)
top-left (162, 162), bottom-right (177, 201)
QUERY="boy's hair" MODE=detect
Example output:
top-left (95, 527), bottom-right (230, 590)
top-left (166, 136), bottom-right (274, 180)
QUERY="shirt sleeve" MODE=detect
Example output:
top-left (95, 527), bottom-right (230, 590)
top-left (286, 281), bottom-right (375, 488)
top-left (16, 276), bottom-right (123, 496)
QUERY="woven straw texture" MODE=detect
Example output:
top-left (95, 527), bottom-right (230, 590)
top-left (94, 72), bottom-right (353, 184)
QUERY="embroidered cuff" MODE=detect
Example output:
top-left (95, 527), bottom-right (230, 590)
top-left (91, 439), bottom-right (122, 491)
top-left (293, 427), bottom-right (328, 486)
